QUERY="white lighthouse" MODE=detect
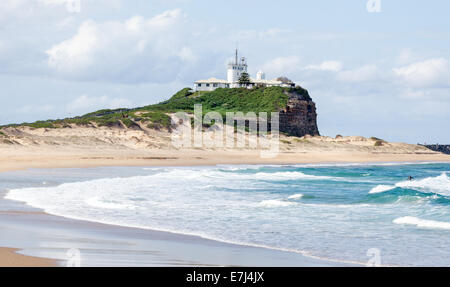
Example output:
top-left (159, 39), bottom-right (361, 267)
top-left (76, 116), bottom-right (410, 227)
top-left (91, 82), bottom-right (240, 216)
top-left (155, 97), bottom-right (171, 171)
top-left (256, 70), bottom-right (266, 80)
top-left (193, 50), bottom-right (295, 91)
top-left (227, 49), bottom-right (247, 87)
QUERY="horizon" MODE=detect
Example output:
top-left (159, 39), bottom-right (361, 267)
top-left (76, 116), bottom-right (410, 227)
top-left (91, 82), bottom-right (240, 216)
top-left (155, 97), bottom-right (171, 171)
top-left (0, 0), bottom-right (449, 144)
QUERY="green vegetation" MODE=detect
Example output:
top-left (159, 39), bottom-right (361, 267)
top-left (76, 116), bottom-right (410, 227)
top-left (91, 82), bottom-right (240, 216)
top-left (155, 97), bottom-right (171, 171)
top-left (168, 87), bottom-right (194, 101)
top-left (370, 137), bottom-right (383, 141)
top-left (370, 137), bottom-right (386, 147)
top-left (24, 121), bottom-right (56, 129)
top-left (374, 140), bottom-right (384, 147)
top-left (293, 138), bottom-right (311, 143)
top-left (140, 111), bottom-right (172, 130)
top-left (0, 86), bottom-right (308, 132)
top-left (141, 86), bottom-right (295, 116)
top-left (238, 72), bottom-right (252, 86)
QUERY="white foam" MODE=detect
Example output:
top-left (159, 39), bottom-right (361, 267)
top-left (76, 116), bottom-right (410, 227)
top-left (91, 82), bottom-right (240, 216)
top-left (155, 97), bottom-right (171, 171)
top-left (237, 171), bottom-right (333, 181)
top-left (291, 162), bottom-right (443, 168)
top-left (369, 185), bottom-right (396, 194)
top-left (393, 216), bottom-right (450, 231)
top-left (258, 200), bottom-right (296, 208)
top-left (368, 173), bottom-right (450, 196)
top-left (85, 197), bottom-right (135, 210)
top-left (288, 193), bottom-right (304, 199)
top-left (5, 164), bottom-right (450, 266)
top-left (395, 172), bottom-right (449, 196)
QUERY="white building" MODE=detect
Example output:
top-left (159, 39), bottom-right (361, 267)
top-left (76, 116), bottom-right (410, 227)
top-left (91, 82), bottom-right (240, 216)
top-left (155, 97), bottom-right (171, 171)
top-left (194, 50), bottom-right (295, 92)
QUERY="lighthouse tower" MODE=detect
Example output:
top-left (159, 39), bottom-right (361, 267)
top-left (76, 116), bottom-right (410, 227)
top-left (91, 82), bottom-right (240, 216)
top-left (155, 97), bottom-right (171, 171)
top-left (256, 70), bottom-right (266, 80)
top-left (227, 49), bottom-right (247, 87)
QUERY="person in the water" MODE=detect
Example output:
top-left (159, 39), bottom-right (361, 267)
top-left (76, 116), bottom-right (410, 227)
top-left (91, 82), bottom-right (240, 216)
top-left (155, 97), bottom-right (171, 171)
top-left (408, 176), bottom-right (414, 181)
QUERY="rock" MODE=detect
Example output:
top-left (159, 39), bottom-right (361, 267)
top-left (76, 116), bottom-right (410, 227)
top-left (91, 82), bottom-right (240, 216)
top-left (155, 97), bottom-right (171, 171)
top-left (279, 88), bottom-right (320, 137)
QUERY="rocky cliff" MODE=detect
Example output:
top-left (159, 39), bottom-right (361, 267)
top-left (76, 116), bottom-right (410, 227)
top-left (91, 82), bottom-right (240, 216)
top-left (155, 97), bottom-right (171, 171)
top-left (279, 87), bottom-right (320, 137)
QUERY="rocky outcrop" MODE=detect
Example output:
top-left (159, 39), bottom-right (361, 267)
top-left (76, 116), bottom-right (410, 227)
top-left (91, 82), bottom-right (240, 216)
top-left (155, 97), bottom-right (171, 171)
top-left (279, 87), bottom-right (320, 137)
top-left (420, 144), bottom-right (450, 155)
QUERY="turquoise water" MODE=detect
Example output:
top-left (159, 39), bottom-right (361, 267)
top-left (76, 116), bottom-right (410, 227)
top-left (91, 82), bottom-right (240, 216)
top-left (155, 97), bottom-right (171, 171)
top-left (4, 162), bottom-right (450, 266)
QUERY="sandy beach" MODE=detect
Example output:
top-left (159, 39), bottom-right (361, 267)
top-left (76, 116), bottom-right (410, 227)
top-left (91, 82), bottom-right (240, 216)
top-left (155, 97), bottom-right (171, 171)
top-left (0, 126), bottom-right (449, 266)
top-left (0, 124), bottom-right (448, 173)
top-left (0, 248), bottom-right (58, 267)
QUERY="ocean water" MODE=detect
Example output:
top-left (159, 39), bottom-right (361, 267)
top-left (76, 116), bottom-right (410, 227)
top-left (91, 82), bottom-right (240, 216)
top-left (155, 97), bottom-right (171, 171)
top-left (4, 162), bottom-right (450, 266)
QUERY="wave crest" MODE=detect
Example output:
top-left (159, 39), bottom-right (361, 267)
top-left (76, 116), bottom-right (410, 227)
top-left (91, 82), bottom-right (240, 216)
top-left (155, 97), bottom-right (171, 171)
top-left (369, 185), bottom-right (396, 194)
top-left (368, 172), bottom-right (449, 196)
top-left (393, 216), bottom-right (450, 231)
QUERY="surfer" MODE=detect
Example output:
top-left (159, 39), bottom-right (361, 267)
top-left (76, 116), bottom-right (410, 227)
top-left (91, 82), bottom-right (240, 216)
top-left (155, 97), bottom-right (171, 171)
top-left (408, 176), bottom-right (414, 181)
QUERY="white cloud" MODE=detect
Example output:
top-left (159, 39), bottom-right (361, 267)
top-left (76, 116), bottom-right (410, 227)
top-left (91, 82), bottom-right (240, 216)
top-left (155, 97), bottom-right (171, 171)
top-left (67, 94), bottom-right (132, 112)
top-left (177, 46), bottom-right (197, 63)
top-left (305, 61), bottom-right (342, 72)
top-left (45, 9), bottom-right (197, 83)
top-left (17, 104), bottom-right (54, 114)
top-left (47, 20), bottom-right (100, 71)
top-left (337, 65), bottom-right (379, 83)
top-left (261, 56), bottom-right (301, 76)
top-left (235, 28), bottom-right (291, 39)
top-left (393, 58), bottom-right (449, 87)
top-left (38, 0), bottom-right (70, 6)
top-left (0, 0), bottom-right (34, 20)
top-left (396, 49), bottom-right (416, 65)
top-left (399, 87), bottom-right (450, 101)
top-left (0, 0), bottom-right (72, 20)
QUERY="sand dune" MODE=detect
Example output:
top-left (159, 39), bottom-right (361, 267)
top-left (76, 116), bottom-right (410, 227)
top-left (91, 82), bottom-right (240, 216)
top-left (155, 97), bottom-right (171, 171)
top-left (0, 124), bottom-right (448, 172)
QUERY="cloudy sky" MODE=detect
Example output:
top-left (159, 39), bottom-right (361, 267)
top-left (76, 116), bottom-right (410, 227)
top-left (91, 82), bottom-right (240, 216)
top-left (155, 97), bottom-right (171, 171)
top-left (0, 0), bottom-right (449, 143)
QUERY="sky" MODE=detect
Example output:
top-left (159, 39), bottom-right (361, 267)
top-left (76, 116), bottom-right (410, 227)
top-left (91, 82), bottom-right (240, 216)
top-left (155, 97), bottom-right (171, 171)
top-left (0, 0), bottom-right (449, 143)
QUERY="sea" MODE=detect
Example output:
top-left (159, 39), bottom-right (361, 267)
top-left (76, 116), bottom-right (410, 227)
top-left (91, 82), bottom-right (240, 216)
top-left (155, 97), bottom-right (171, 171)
top-left (3, 162), bottom-right (450, 266)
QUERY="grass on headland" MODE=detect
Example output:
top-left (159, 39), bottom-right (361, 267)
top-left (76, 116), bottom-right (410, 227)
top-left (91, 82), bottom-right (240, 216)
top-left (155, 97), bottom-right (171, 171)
top-left (0, 86), bottom-right (308, 132)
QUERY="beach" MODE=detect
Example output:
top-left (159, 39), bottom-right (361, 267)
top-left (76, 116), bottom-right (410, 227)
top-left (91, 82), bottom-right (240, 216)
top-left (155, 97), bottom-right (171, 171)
top-left (0, 247), bottom-right (58, 267)
top-left (1, 144), bottom-right (449, 173)
top-left (1, 131), bottom-right (449, 266)
top-left (0, 174), bottom-right (350, 267)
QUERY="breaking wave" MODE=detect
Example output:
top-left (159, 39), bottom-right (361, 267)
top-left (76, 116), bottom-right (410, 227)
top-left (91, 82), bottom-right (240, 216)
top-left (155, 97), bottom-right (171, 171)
top-left (369, 173), bottom-right (449, 196)
top-left (393, 216), bottom-right (450, 231)
top-left (288, 193), bottom-right (304, 200)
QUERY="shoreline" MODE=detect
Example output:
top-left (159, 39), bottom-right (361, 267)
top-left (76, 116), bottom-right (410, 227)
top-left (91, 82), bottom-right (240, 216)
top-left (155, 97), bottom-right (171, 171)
top-left (0, 197), bottom-right (353, 267)
top-left (0, 149), bottom-right (449, 267)
top-left (1, 148), bottom-right (449, 173)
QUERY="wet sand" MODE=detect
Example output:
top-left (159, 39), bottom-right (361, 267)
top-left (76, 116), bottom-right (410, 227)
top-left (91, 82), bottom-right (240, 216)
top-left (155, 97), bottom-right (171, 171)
top-left (0, 199), bottom-right (351, 267)
top-left (0, 247), bottom-right (58, 267)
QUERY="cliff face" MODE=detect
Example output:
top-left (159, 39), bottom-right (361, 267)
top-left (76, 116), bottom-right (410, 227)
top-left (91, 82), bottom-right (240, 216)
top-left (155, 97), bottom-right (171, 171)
top-left (279, 89), bottom-right (320, 137)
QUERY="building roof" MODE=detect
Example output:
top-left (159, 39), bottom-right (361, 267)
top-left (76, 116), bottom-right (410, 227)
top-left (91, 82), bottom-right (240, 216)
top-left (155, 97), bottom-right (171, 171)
top-left (251, 78), bottom-right (283, 85)
top-left (194, 78), bottom-right (229, 84)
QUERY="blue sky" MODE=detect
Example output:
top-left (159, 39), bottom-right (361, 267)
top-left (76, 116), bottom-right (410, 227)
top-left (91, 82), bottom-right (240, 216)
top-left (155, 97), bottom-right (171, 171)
top-left (0, 0), bottom-right (449, 143)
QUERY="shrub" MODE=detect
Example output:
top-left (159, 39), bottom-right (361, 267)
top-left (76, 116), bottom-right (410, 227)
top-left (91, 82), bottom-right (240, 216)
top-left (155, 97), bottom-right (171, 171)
top-left (370, 137), bottom-right (383, 141)
top-left (25, 121), bottom-right (55, 129)
top-left (141, 111), bottom-right (172, 130)
top-left (374, 140), bottom-right (383, 147)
